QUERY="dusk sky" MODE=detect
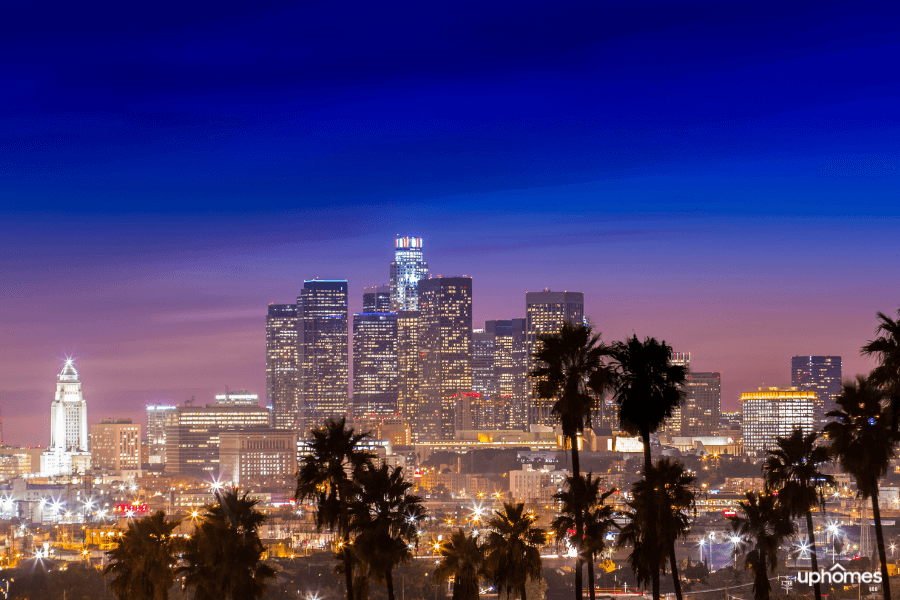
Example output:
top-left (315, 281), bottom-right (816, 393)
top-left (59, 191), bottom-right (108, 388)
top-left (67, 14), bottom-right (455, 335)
top-left (2, 1), bottom-right (898, 446)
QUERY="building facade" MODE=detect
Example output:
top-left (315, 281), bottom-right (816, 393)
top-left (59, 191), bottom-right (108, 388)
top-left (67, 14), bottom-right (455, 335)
top-left (352, 311), bottom-right (399, 417)
top-left (488, 319), bottom-right (528, 430)
top-left (41, 360), bottom-right (91, 476)
top-left (389, 236), bottom-right (428, 311)
top-left (266, 303), bottom-right (298, 430)
top-left (681, 372), bottom-right (722, 437)
top-left (417, 276), bottom-right (473, 440)
top-left (791, 356), bottom-right (842, 428)
top-left (741, 387), bottom-right (815, 455)
top-left (219, 429), bottom-right (298, 486)
top-left (298, 279), bottom-right (349, 428)
top-left (397, 310), bottom-right (420, 429)
top-left (363, 285), bottom-right (392, 313)
top-left (146, 404), bottom-right (177, 465)
top-left (90, 419), bottom-right (141, 475)
top-left (525, 290), bottom-right (584, 426)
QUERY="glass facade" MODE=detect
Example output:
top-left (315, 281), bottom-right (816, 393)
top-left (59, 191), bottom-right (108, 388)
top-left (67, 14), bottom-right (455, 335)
top-left (681, 372), bottom-right (722, 437)
top-left (791, 356), bottom-right (842, 429)
top-left (741, 387), bottom-right (815, 455)
top-left (389, 237), bottom-right (428, 311)
top-left (363, 285), bottom-right (392, 312)
top-left (266, 303), bottom-right (298, 430)
top-left (165, 405), bottom-right (271, 475)
top-left (397, 310), bottom-right (421, 430)
top-left (352, 312), bottom-right (399, 417)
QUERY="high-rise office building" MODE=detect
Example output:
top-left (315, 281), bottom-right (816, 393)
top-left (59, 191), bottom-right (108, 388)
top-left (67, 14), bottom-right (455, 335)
top-left (525, 290), bottom-right (584, 426)
top-left (298, 280), bottom-right (349, 428)
top-left (472, 330), bottom-right (496, 398)
top-left (397, 310), bottom-right (420, 428)
top-left (390, 237), bottom-right (428, 311)
top-left (41, 360), bottom-right (91, 476)
top-left (680, 372), bottom-right (721, 437)
top-left (267, 304), bottom-right (298, 430)
top-left (741, 387), bottom-right (815, 455)
top-left (791, 356), bottom-right (842, 428)
top-left (90, 419), bottom-right (141, 475)
top-left (418, 276), bottom-right (473, 440)
top-left (353, 311), bottom-right (399, 417)
top-left (660, 352), bottom-right (692, 435)
top-left (146, 404), bottom-right (177, 465)
top-left (363, 285), bottom-right (392, 313)
top-left (219, 429), bottom-right (298, 486)
top-left (487, 319), bottom-right (528, 430)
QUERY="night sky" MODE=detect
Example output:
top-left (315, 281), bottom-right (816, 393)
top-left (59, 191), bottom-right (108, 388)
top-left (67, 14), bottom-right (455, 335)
top-left (2, 1), bottom-right (898, 446)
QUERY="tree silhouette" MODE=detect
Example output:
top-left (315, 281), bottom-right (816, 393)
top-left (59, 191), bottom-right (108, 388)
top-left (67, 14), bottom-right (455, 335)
top-left (862, 307), bottom-right (900, 432)
top-left (729, 492), bottom-right (796, 600)
top-left (104, 510), bottom-right (180, 600)
top-left (434, 529), bottom-right (485, 600)
top-left (484, 502), bottom-right (546, 600)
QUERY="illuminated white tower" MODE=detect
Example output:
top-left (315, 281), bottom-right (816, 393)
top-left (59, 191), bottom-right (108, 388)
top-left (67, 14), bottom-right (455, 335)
top-left (390, 237), bottom-right (428, 311)
top-left (41, 359), bottom-right (91, 476)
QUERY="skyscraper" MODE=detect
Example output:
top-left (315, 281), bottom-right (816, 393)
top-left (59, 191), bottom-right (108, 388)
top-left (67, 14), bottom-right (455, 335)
top-left (390, 237), bottom-right (428, 311)
top-left (363, 285), bottom-right (392, 312)
top-left (266, 303), bottom-right (298, 429)
top-left (680, 372), bottom-right (721, 437)
top-left (486, 319), bottom-right (528, 430)
top-left (471, 330), bottom-right (496, 398)
top-left (90, 419), bottom-right (141, 475)
top-left (397, 310), bottom-right (420, 429)
top-left (353, 311), bottom-right (399, 417)
top-left (662, 352), bottom-right (691, 435)
top-left (298, 280), bottom-right (349, 428)
top-left (418, 276), bottom-right (473, 440)
top-left (791, 356), bottom-right (842, 429)
top-left (146, 404), bottom-right (177, 465)
top-left (741, 387), bottom-right (815, 455)
top-left (41, 359), bottom-right (91, 476)
top-left (525, 290), bottom-right (584, 426)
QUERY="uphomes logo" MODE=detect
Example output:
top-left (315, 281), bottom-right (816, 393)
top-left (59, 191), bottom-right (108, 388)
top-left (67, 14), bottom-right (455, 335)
top-left (798, 563), bottom-right (882, 584)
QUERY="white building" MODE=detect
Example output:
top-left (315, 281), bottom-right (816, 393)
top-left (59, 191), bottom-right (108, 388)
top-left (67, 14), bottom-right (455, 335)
top-left (41, 360), bottom-right (91, 476)
top-left (509, 465), bottom-right (570, 504)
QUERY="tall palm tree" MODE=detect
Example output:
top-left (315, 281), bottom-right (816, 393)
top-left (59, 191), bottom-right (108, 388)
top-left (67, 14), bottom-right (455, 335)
top-left (179, 489), bottom-right (276, 600)
top-left (484, 502), bottom-right (547, 600)
top-left (824, 375), bottom-right (895, 599)
top-left (434, 529), bottom-right (485, 600)
top-left (862, 307), bottom-right (900, 432)
top-left (762, 428), bottom-right (834, 600)
top-left (104, 510), bottom-right (180, 600)
top-left (550, 473), bottom-right (615, 600)
top-left (352, 463), bottom-right (427, 600)
top-left (609, 335), bottom-right (687, 474)
top-left (530, 322), bottom-right (612, 600)
top-left (617, 459), bottom-right (694, 600)
top-left (296, 417), bottom-right (374, 600)
top-left (728, 492), bottom-right (795, 600)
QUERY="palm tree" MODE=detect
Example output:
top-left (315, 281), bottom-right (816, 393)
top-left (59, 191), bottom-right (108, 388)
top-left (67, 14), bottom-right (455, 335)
top-left (434, 529), bottom-right (485, 600)
top-left (484, 502), bottom-right (546, 600)
top-left (728, 492), bottom-right (795, 600)
top-left (530, 322), bottom-right (612, 600)
top-left (179, 489), bottom-right (276, 600)
top-left (550, 473), bottom-right (615, 600)
top-left (296, 417), bottom-right (374, 600)
top-left (104, 510), bottom-right (180, 600)
top-left (862, 307), bottom-right (900, 432)
top-left (825, 375), bottom-right (895, 599)
top-left (762, 428), bottom-right (834, 600)
top-left (609, 335), bottom-right (687, 474)
top-left (352, 463), bottom-right (427, 600)
top-left (617, 459), bottom-right (694, 600)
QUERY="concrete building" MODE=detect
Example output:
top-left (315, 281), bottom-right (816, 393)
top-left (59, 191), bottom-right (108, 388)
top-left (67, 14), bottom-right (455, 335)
top-left (266, 303), bottom-right (298, 430)
top-left (509, 465), bottom-right (570, 504)
top-left (41, 360), bottom-right (91, 476)
top-left (90, 419), bottom-right (141, 476)
top-left (146, 404), bottom-right (177, 465)
top-left (681, 372), bottom-right (722, 437)
top-left (741, 387), bottom-right (815, 455)
top-left (219, 429), bottom-right (298, 486)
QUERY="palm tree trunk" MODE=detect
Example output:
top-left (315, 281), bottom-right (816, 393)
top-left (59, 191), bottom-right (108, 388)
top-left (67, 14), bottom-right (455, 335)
top-left (640, 427), bottom-right (651, 474)
top-left (640, 426), bottom-right (659, 600)
top-left (386, 570), bottom-right (396, 600)
top-left (571, 435), bottom-right (583, 600)
top-left (669, 543), bottom-right (683, 600)
top-left (871, 490), bottom-right (892, 600)
top-left (343, 540), bottom-right (355, 600)
top-left (804, 509), bottom-right (822, 600)
top-left (651, 562), bottom-right (660, 600)
top-left (586, 553), bottom-right (595, 600)
top-left (756, 561), bottom-right (770, 600)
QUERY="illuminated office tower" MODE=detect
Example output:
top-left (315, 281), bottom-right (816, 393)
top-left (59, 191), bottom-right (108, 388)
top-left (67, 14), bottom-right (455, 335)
top-left (397, 311), bottom-right (420, 429)
top-left (472, 330), bottom-right (496, 398)
top-left (661, 352), bottom-right (691, 435)
top-left (298, 280), bottom-right (349, 428)
top-left (418, 276), bottom-right (473, 440)
top-left (90, 419), bottom-right (141, 475)
top-left (791, 356), bottom-right (842, 428)
top-left (146, 404), bottom-right (177, 465)
top-left (741, 387), bottom-right (815, 455)
top-left (41, 359), bottom-right (91, 476)
top-left (363, 285), bottom-right (392, 313)
top-left (680, 372), bottom-right (721, 437)
top-left (353, 311), bottom-right (399, 417)
top-left (525, 290), bottom-right (584, 426)
top-left (486, 319), bottom-right (528, 430)
top-left (390, 237), bottom-right (428, 311)
top-left (266, 304), bottom-right (298, 429)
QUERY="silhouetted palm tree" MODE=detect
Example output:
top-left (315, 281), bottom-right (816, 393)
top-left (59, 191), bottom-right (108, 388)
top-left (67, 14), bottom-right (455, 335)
top-left (104, 510), bottom-right (180, 600)
top-left (531, 322), bottom-right (612, 600)
top-left (728, 492), bottom-right (795, 600)
top-left (484, 502), bottom-right (546, 600)
top-left (352, 463), bottom-right (426, 600)
top-left (550, 473), bottom-right (615, 600)
top-left (434, 529), bottom-right (485, 600)
top-left (825, 375), bottom-right (895, 599)
top-left (180, 489), bottom-right (276, 600)
top-left (617, 459), bottom-right (694, 600)
top-left (609, 335), bottom-right (687, 473)
top-left (762, 428), bottom-right (834, 600)
top-left (296, 417), bottom-right (374, 600)
top-left (862, 307), bottom-right (900, 433)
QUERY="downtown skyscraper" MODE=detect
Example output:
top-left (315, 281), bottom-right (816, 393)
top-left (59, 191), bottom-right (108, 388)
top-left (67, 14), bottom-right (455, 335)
top-left (390, 236), bottom-right (428, 311)
top-left (681, 371), bottom-right (722, 436)
top-left (525, 289), bottom-right (584, 426)
top-left (791, 355), bottom-right (842, 428)
top-left (266, 303), bottom-right (298, 429)
top-left (353, 309), bottom-right (399, 417)
top-left (298, 279), bottom-right (349, 428)
top-left (417, 276), bottom-right (473, 440)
